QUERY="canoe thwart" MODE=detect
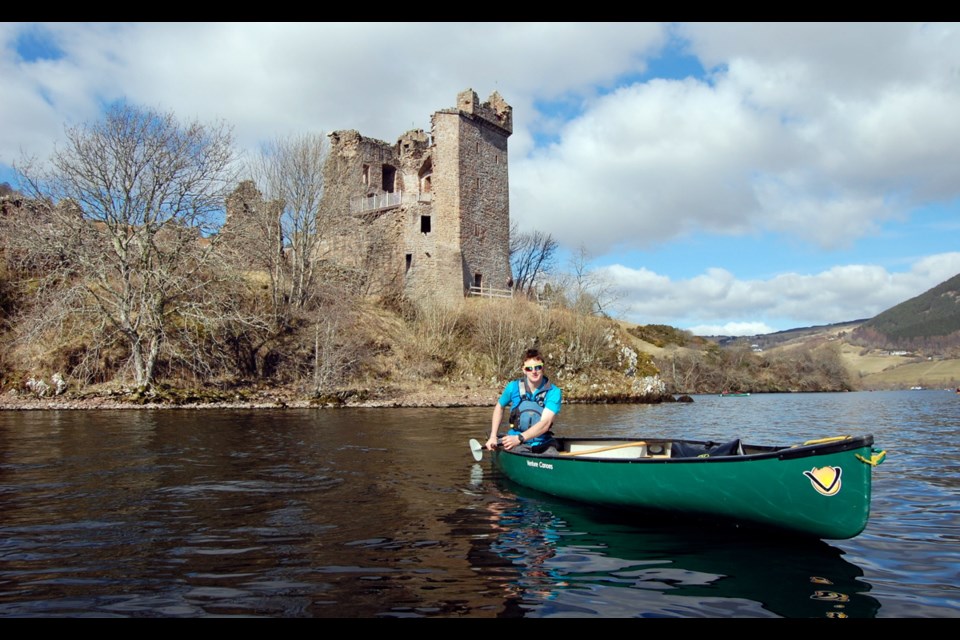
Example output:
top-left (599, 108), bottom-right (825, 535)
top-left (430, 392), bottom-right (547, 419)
top-left (560, 441), bottom-right (672, 459)
top-left (560, 441), bottom-right (647, 458)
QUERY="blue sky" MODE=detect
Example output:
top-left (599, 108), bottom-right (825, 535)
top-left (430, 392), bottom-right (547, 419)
top-left (2, 22), bottom-right (959, 336)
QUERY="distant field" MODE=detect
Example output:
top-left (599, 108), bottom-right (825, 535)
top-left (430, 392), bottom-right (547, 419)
top-left (834, 342), bottom-right (960, 388)
top-left (857, 358), bottom-right (960, 389)
top-left (760, 335), bottom-right (960, 389)
top-left (839, 343), bottom-right (914, 376)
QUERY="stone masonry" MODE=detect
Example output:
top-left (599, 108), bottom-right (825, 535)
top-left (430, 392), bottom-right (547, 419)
top-left (319, 88), bottom-right (514, 306)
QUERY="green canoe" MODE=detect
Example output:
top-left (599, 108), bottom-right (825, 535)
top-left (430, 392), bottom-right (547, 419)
top-left (474, 434), bottom-right (886, 540)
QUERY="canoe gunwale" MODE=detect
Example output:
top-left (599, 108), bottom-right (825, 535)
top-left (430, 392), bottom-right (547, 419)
top-left (499, 434), bottom-right (874, 464)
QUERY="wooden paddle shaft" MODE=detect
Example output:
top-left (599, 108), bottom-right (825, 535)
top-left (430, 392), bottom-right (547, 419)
top-left (560, 441), bottom-right (647, 457)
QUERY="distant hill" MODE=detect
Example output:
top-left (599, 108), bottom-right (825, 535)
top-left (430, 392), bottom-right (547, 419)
top-left (626, 323), bottom-right (710, 349)
top-left (704, 320), bottom-right (867, 349)
top-left (855, 272), bottom-right (960, 342)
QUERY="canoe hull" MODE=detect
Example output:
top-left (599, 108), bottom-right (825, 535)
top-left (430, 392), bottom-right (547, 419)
top-left (491, 435), bottom-right (880, 540)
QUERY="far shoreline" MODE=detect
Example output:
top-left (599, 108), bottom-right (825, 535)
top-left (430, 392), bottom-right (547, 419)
top-left (0, 387), bottom-right (687, 411)
top-left (0, 399), bottom-right (491, 411)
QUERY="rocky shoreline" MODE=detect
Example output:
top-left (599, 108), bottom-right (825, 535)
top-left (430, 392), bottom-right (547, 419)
top-left (0, 387), bottom-right (501, 411)
top-left (0, 385), bottom-right (682, 411)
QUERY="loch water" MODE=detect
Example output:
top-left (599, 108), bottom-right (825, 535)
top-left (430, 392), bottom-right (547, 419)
top-left (0, 390), bottom-right (957, 618)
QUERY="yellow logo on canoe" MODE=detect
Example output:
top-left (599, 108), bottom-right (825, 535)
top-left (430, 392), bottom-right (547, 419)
top-left (804, 466), bottom-right (842, 496)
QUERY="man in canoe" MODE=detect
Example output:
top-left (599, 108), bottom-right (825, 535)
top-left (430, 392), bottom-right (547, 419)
top-left (485, 348), bottom-right (562, 455)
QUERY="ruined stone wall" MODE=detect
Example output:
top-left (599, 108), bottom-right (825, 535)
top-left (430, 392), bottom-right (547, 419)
top-left (410, 108), bottom-right (459, 305)
top-left (394, 130), bottom-right (444, 302)
top-left (320, 131), bottom-right (403, 294)
top-left (221, 180), bottom-right (282, 271)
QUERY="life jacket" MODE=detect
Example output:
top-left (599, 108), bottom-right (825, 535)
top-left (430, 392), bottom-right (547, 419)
top-left (508, 377), bottom-right (555, 446)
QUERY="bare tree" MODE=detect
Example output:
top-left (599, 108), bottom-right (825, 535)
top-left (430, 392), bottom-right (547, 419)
top-left (311, 296), bottom-right (364, 397)
top-left (247, 133), bottom-right (332, 312)
top-left (551, 244), bottom-right (622, 317)
top-left (234, 133), bottom-right (373, 390)
top-left (9, 102), bottom-right (236, 388)
top-left (509, 222), bottom-right (557, 297)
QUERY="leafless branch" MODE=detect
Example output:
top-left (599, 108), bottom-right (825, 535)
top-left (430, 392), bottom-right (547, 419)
top-left (7, 102), bottom-right (237, 388)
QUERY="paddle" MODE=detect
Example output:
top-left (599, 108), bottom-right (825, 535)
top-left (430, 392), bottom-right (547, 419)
top-left (469, 438), bottom-right (485, 461)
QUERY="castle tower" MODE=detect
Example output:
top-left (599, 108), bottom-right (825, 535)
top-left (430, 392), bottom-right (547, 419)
top-left (427, 89), bottom-right (513, 302)
top-left (320, 89), bottom-right (513, 306)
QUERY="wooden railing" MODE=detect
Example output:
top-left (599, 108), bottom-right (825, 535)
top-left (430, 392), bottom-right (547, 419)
top-left (468, 285), bottom-right (513, 299)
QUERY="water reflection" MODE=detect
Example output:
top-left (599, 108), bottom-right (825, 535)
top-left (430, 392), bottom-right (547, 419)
top-left (458, 472), bottom-right (880, 618)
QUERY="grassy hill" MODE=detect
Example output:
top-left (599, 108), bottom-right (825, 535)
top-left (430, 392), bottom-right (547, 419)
top-left (857, 273), bottom-right (960, 341)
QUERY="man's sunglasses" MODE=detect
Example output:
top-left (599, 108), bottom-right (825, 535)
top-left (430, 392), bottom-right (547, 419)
top-left (523, 364), bottom-right (544, 372)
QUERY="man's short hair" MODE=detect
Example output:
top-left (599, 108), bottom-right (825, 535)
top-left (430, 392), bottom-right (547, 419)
top-left (523, 348), bottom-right (543, 363)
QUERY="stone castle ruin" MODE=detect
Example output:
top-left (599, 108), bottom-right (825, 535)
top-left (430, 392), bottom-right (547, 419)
top-left (323, 88), bottom-right (514, 305)
top-left (226, 88), bottom-right (515, 307)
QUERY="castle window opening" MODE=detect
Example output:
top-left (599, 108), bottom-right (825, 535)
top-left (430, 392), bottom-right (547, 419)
top-left (474, 273), bottom-right (483, 289)
top-left (405, 253), bottom-right (412, 272)
top-left (382, 165), bottom-right (397, 193)
top-left (418, 158), bottom-right (433, 200)
top-left (421, 215), bottom-right (431, 233)
top-left (362, 164), bottom-right (370, 186)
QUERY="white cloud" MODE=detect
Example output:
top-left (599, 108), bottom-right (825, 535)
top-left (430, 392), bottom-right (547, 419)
top-left (599, 252), bottom-right (960, 335)
top-left (1, 22), bottom-right (668, 172)
top-left (687, 321), bottom-right (777, 337)
top-left (513, 79), bottom-right (781, 252)
top-left (512, 22), bottom-right (960, 257)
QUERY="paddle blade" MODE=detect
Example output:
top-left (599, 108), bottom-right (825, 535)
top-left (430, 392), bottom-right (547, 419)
top-left (469, 438), bottom-right (484, 462)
